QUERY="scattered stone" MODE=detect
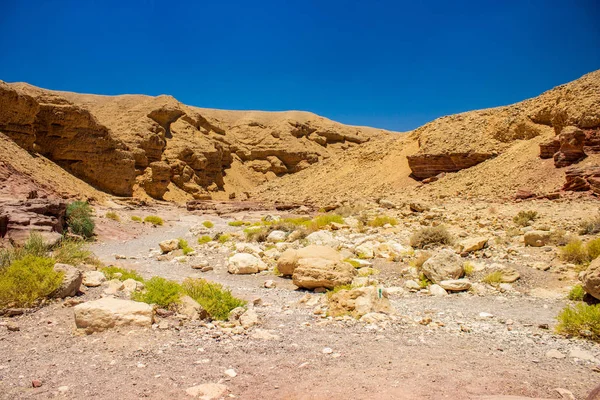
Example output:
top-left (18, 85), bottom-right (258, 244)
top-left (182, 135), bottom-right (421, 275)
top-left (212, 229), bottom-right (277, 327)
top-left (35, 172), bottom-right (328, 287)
top-left (103, 279), bottom-right (125, 295)
top-left (568, 348), bottom-right (599, 363)
top-left (52, 263), bottom-right (83, 298)
top-left (266, 230), bottom-right (287, 242)
top-left (240, 309), bottom-right (259, 329)
top-left (32, 380), bottom-right (42, 388)
top-left (498, 267), bottom-right (520, 283)
top-left (159, 239), bottom-right (179, 253)
top-left (328, 286), bottom-right (392, 318)
top-left (224, 369), bottom-right (237, 378)
top-left (524, 230), bottom-right (551, 247)
top-left (457, 237), bottom-right (488, 253)
top-left (421, 250), bottom-right (464, 283)
top-left (546, 349), bottom-right (566, 359)
top-left (251, 329), bottom-right (280, 340)
top-left (82, 271), bottom-right (106, 287)
top-left (439, 279), bottom-right (472, 292)
top-left (73, 297), bottom-right (154, 334)
top-left (227, 253), bottom-right (267, 275)
top-left (185, 383), bottom-right (229, 399)
top-left (429, 284), bottom-right (448, 297)
top-left (292, 258), bottom-right (357, 290)
top-left (178, 295), bottom-right (209, 320)
top-left (122, 278), bottom-right (144, 295)
top-left (6, 322), bottom-right (19, 332)
top-left (263, 280), bottom-right (276, 289)
top-left (405, 280), bottom-right (421, 291)
top-left (322, 347), bottom-right (333, 354)
top-left (305, 230), bottom-right (340, 248)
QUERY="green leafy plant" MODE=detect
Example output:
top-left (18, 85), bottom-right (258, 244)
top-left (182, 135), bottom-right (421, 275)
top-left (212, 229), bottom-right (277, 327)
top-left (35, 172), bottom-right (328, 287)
top-left (368, 215), bottom-right (398, 227)
top-left (326, 284), bottom-right (354, 299)
top-left (53, 239), bottom-right (92, 266)
top-left (66, 201), bottom-right (95, 238)
top-left (586, 238), bottom-right (600, 260)
top-left (144, 215), bottom-right (164, 226)
top-left (202, 221), bottom-right (214, 228)
top-left (556, 303), bottom-right (600, 342)
top-left (579, 215), bottom-right (600, 235)
top-left (559, 239), bottom-right (590, 265)
top-left (132, 277), bottom-right (182, 308)
top-left (198, 235), bottom-right (212, 244)
top-left (105, 211), bottom-right (120, 222)
top-left (100, 266), bottom-right (144, 282)
top-left (218, 234), bottom-right (231, 244)
top-left (131, 216), bottom-right (142, 222)
top-left (344, 259), bottom-right (361, 268)
top-left (513, 210), bottom-right (538, 227)
top-left (228, 221), bottom-right (246, 227)
top-left (182, 278), bottom-right (246, 320)
top-left (418, 273), bottom-right (431, 289)
top-left (178, 238), bottom-right (194, 255)
top-left (0, 256), bottom-right (63, 308)
top-left (482, 271), bottom-right (503, 285)
top-left (409, 226), bottom-right (453, 249)
top-left (568, 285), bottom-right (585, 301)
top-left (463, 262), bottom-right (474, 276)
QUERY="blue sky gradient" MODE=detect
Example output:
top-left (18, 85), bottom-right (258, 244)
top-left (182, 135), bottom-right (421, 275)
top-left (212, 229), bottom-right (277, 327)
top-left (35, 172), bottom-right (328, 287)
top-left (0, 0), bottom-right (598, 131)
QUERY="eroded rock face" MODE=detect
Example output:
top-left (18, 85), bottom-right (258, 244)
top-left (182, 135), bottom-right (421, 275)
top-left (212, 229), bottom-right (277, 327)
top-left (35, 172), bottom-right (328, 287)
top-left (562, 166), bottom-right (600, 194)
top-left (0, 198), bottom-right (66, 245)
top-left (407, 153), bottom-right (495, 179)
top-left (554, 126), bottom-right (586, 167)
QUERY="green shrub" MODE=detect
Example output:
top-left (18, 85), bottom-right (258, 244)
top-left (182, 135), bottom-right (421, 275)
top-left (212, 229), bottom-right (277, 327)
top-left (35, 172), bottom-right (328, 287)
top-left (228, 221), bottom-right (246, 227)
top-left (409, 226), bottom-right (454, 249)
top-left (579, 215), bottom-right (600, 235)
top-left (198, 235), bottom-right (212, 245)
top-left (100, 266), bottom-right (144, 282)
top-left (105, 211), bottom-right (120, 222)
top-left (202, 221), bottom-right (214, 228)
top-left (326, 284), bottom-right (354, 299)
top-left (182, 278), bottom-right (246, 320)
top-left (344, 259), bottom-right (361, 268)
top-left (463, 262), bottom-right (474, 276)
top-left (0, 256), bottom-right (63, 308)
top-left (218, 234), bottom-right (231, 244)
top-left (513, 210), bottom-right (538, 227)
top-left (418, 273), bottom-right (431, 289)
top-left (559, 239), bottom-right (590, 264)
top-left (556, 303), bottom-right (600, 341)
top-left (368, 216), bottom-right (398, 227)
top-left (53, 239), bottom-right (92, 266)
top-left (66, 201), bottom-right (95, 238)
top-left (1, 233), bottom-right (49, 269)
top-left (482, 271), bottom-right (503, 285)
top-left (568, 285), bottom-right (585, 301)
top-left (144, 215), bottom-right (163, 226)
top-left (308, 214), bottom-right (344, 231)
top-left (131, 216), bottom-right (142, 222)
top-left (178, 238), bottom-right (193, 255)
top-left (587, 238), bottom-right (600, 260)
top-left (132, 277), bottom-right (182, 308)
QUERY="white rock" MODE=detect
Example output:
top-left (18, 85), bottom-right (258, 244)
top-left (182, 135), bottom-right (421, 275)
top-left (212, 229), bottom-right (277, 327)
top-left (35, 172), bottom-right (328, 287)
top-left (185, 383), bottom-right (228, 399)
top-left (240, 309), bottom-right (259, 329)
top-left (429, 284), bottom-right (448, 297)
top-left (305, 230), bottom-right (340, 248)
top-left (122, 278), bottom-right (144, 295)
top-left (73, 297), bottom-right (154, 333)
top-left (546, 349), bottom-right (565, 359)
top-left (439, 279), bottom-right (472, 292)
top-left (267, 230), bottom-right (287, 243)
top-left (103, 279), bottom-right (125, 295)
top-left (82, 271), bottom-right (106, 287)
top-left (224, 369), bottom-right (237, 378)
top-left (322, 347), bottom-right (333, 354)
top-left (227, 253), bottom-right (267, 274)
top-left (405, 280), bottom-right (421, 290)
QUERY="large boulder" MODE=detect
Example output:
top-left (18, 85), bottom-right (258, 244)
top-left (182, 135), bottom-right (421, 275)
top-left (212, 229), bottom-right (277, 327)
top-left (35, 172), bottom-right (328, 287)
top-left (292, 258), bottom-right (357, 290)
top-left (227, 253), bottom-right (267, 274)
top-left (524, 231), bottom-right (551, 247)
top-left (421, 250), bottom-right (464, 284)
top-left (73, 297), bottom-right (154, 333)
top-left (582, 258), bottom-right (600, 300)
top-left (328, 286), bottom-right (393, 318)
top-left (52, 263), bottom-right (82, 298)
top-left (277, 245), bottom-right (341, 276)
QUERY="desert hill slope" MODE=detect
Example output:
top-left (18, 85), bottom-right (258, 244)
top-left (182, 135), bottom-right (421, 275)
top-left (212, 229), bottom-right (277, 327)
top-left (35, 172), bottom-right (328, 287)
top-left (1, 70), bottom-right (599, 205)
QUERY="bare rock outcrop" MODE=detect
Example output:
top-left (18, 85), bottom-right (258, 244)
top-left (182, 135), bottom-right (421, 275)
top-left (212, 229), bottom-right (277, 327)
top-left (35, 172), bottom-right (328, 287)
top-left (0, 198), bottom-right (66, 245)
top-left (553, 126), bottom-right (586, 167)
top-left (562, 166), bottom-right (600, 194)
top-left (407, 152), bottom-right (495, 179)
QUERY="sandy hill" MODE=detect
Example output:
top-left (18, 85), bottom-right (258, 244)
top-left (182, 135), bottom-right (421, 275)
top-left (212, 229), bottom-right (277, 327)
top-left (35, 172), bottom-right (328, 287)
top-left (1, 70), bottom-right (599, 205)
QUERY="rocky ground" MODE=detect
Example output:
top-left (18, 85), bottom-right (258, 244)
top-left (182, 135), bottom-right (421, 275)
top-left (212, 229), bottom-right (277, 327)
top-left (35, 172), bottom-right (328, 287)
top-left (1, 197), bottom-right (600, 400)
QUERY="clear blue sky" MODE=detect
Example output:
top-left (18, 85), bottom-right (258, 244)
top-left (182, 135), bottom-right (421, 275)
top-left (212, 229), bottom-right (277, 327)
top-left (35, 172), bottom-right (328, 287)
top-left (0, 0), bottom-right (598, 131)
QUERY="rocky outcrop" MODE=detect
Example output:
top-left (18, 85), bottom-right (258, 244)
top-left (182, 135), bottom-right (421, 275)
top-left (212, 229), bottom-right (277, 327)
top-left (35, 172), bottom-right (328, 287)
top-left (553, 126), bottom-right (586, 167)
top-left (407, 153), bottom-right (495, 179)
top-left (562, 166), bottom-right (600, 194)
top-left (0, 198), bottom-right (66, 245)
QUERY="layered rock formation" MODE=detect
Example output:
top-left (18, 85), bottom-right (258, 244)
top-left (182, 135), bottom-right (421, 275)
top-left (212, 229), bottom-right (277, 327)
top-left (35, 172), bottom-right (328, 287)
top-left (0, 198), bottom-right (66, 245)
top-left (0, 82), bottom-right (389, 201)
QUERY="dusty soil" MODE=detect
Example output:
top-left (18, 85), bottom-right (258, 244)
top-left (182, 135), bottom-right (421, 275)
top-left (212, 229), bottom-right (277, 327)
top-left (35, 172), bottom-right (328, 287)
top-left (2, 199), bottom-right (600, 400)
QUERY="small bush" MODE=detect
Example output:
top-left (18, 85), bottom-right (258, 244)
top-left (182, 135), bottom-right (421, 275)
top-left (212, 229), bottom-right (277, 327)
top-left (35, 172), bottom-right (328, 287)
top-left (218, 234), bottom-right (231, 244)
top-left (66, 201), bottom-right (95, 238)
top-left (53, 239), bottom-right (92, 266)
top-left (100, 266), bottom-right (144, 282)
top-left (133, 277), bottom-right (182, 308)
top-left (410, 226), bottom-right (454, 249)
top-left (368, 216), bottom-right (398, 227)
top-left (131, 216), bottom-right (142, 222)
top-left (579, 215), bottom-right (600, 235)
top-left (556, 303), bottom-right (600, 341)
top-left (568, 285), bottom-right (585, 301)
top-left (418, 273), bottom-right (431, 289)
top-left (0, 256), bottom-right (63, 308)
top-left (198, 235), bottom-right (212, 244)
top-left (326, 284), bottom-right (354, 299)
top-left (182, 278), bottom-right (246, 320)
top-left (202, 221), bottom-right (214, 229)
top-left (105, 211), bottom-right (120, 222)
top-left (549, 230), bottom-right (573, 246)
top-left (559, 239), bottom-right (590, 264)
top-left (482, 271), bottom-right (503, 285)
top-left (587, 238), bottom-right (600, 260)
top-left (409, 252), bottom-right (431, 270)
top-left (463, 262), bottom-right (474, 276)
top-left (513, 210), bottom-right (538, 227)
top-left (228, 221), bottom-right (246, 227)
top-left (178, 238), bottom-right (193, 255)
top-left (308, 214), bottom-right (344, 231)
top-left (1, 233), bottom-right (49, 269)
top-left (344, 259), bottom-right (361, 268)
top-left (144, 215), bottom-right (164, 226)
